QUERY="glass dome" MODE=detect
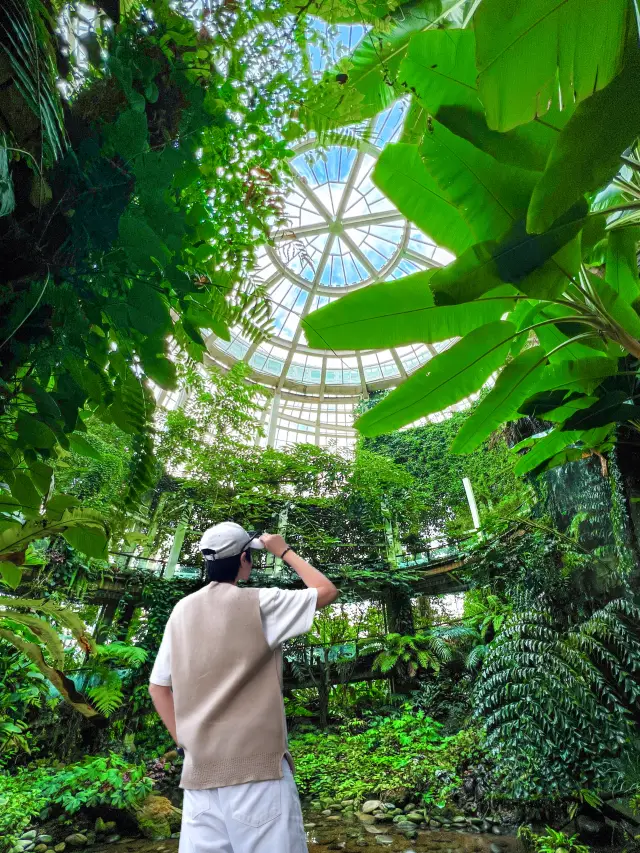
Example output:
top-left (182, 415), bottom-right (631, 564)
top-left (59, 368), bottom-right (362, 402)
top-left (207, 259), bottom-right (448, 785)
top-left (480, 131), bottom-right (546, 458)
top-left (203, 105), bottom-right (463, 448)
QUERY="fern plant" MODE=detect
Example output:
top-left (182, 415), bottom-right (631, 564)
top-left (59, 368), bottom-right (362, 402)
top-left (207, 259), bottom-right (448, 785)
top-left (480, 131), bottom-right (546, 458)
top-left (475, 599), bottom-right (640, 799)
top-left (84, 642), bottom-right (148, 718)
top-left (360, 631), bottom-right (452, 677)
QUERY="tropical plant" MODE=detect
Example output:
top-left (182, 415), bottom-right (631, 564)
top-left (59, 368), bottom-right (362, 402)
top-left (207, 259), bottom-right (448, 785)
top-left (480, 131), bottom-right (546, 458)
top-left (0, 594), bottom-right (98, 717)
top-left (518, 826), bottom-right (590, 853)
top-left (40, 753), bottom-right (153, 813)
top-left (1, 0), bottom-right (298, 535)
top-left (475, 598), bottom-right (640, 799)
top-left (360, 630), bottom-right (451, 676)
top-left (302, 1), bottom-right (640, 474)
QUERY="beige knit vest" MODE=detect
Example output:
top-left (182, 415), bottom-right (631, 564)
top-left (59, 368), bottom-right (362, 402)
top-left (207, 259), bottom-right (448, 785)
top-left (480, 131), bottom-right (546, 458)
top-left (168, 582), bottom-right (288, 789)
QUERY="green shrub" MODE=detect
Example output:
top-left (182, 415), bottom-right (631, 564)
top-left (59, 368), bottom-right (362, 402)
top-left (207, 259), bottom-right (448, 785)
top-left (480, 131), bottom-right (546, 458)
top-left (0, 768), bottom-right (52, 848)
top-left (518, 826), bottom-right (591, 853)
top-left (289, 709), bottom-right (487, 806)
top-left (41, 754), bottom-right (153, 814)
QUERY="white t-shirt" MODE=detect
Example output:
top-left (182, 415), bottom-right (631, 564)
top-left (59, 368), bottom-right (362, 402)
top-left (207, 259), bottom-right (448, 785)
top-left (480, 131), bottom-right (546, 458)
top-left (149, 587), bottom-right (318, 687)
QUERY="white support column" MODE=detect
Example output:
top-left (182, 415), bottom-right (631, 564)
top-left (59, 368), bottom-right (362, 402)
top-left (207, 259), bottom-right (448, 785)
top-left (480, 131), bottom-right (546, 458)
top-left (463, 477), bottom-right (481, 530)
top-left (315, 358), bottom-right (327, 446)
top-left (266, 392), bottom-right (281, 447)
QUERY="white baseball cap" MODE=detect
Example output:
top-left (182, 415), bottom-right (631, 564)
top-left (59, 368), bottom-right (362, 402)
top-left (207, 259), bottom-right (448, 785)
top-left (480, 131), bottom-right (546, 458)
top-left (199, 522), bottom-right (264, 559)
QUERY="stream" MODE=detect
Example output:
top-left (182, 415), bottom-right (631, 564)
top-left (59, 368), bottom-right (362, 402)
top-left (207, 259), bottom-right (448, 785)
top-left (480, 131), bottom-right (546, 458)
top-left (88, 810), bottom-right (522, 853)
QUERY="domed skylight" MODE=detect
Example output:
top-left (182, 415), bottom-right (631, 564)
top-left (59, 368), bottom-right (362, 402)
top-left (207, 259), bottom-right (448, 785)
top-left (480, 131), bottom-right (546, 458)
top-left (203, 104), bottom-right (463, 448)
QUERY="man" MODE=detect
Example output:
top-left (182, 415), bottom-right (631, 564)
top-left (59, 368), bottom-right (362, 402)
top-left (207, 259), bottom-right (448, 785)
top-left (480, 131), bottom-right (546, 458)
top-left (149, 521), bottom-right (339, 853)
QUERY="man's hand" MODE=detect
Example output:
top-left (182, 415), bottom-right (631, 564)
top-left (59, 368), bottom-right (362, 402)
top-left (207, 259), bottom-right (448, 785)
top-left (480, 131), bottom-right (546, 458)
top-left (260, 532), bottom-right (288, 556)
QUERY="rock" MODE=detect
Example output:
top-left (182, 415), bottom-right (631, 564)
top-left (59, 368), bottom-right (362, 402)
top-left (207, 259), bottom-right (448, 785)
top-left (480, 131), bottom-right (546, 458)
top-left (406, 812), bottom-right (423, 823)
top-left (55, 845), bottom-right (66, 852)
top-left (384, 803), bottom-right (396, 811)
top-left (21, 834), bottom-right (37, 842)
top-left (170, 834), bottom-right (180, 840)
top-left (34, 844), bottom-right (48, 852)
top-left (491, 826), bottom-right (502, 835)
top-left (64, 836), bottom-right (87, 848)
top-left (374, 813), bottom-right (393, 823)
top-left (482, 821), bottom-right (492, 832)
top-left (364, 825), bottom-right (384, 834)
top-left (453, 816), bottom-right (467, 824)
top-left (430, 820), bottom-right (442, 828)
top-left (362, 800), bottom-right (384, 815)
top-left (36, 837), bottom-right (53, 845)
top-left (84, 833), bottom-right (95, 846)
top-left (491, 844), bottom-right (502, 853)
top-left (310, 801), bottom-right (322, 810)
top-left (469, 818), bottom-right (484, 826)
top-left (356, 814), bottom-right (376, 825)
top-left (404, 803), bottom-right (417, 813)
top-left (17, 843), bottom-right (34, 852)
top-left (375, 836), bottom-right (394, 845)
top-left (341, 800), bottom-right (354, 806)
top-left (105, 836), bottom-right (121, 845)
top-left (304, 823), bottom-right (316, 829)
top-left (326, 816), bottom-right (341, 821)
top-left (321, 809), bottom-right (332, 816)
top-left (576, 815), bottom-right (607, 843)
top-left (133, 795), bottom-right (182, 841)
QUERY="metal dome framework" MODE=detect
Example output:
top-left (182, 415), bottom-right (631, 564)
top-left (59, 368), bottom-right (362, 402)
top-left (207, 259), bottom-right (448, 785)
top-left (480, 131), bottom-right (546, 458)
top-left (201, 104), bottom-right (469, 448)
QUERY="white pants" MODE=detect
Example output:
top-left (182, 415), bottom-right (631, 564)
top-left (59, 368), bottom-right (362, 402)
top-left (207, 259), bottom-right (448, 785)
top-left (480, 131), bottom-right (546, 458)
top-left (179, 760), bottom-right (308, 853)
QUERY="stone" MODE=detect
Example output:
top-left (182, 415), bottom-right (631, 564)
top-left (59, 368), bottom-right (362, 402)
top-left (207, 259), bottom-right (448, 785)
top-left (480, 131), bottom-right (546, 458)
top-left (576, 815), bottom-right (607, 843)
top-left (133, 794), bottom-right (182, 841)
top-left (491, 844), bottom-right (502, 853)
top-left (326, 816), bottom-right (341, 821)
top-left (36, 837), bottom-right (53, 845)
top-left (375, 837), bottom-right (394, 845)
top-left (404, 803), bottom-right (417, 813)
top-left (105, 836), bottom-right (121, 845)
top-left (406, 812), bottom-right (423, 823)
top-left (384, 803), bottom-right (396, 811)
top-left (17, 843), bottom-right (34, 852)
top-left (170, 834), bottom-right (180, 840)
top-left (491, 826), bottom-right (502, 835)
top-left (64, 836), bottom-right (87, 848)
top-left (356, 814), bottom-right (376, 825)
top-left (482, 821), bottom-right (492, 833)
top-left (374, 813), bottom-right (393, 823)
top-left (21, 834), bottom-right (37, 842)
top-left (310, 801), bottom-right (322, 810)
top-left (453, 817), bottom-right (468, 824)
top-left (364, 825), bottom-right (384, 834)
top-left (362, 801), bottom-right (383, 815)
top-left (469, 818), bottom-right (484, 826)
top-left (322, 810), bottom-right (333, 816)
top-left (430, 820), bottom-right (442, 828)
top-left (55, 845), bottom-right (66, 852)
top-left (34, 844), bottom-right (47, 852)
top-left (304, 823), bottom-right (316, 829)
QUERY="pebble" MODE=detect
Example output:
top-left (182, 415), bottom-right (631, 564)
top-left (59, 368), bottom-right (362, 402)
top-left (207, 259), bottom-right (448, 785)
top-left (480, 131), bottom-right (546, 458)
top-left (64, 836), bottom-right (87, 848)
top-left (21, 833), bottom-right (37, 842)
top-left (406, 812), bottom-right (423, 823)
top-left (322, 809), bottom-right (332, 816)
top-left (491, 844), bottom-right (502, 853)
top-left (375, 836), bottom-right (394, 846)
top-left (362, 801), bottom-right (383, 815)
top-left (34, 845), bottom-right (48, 852)
top-left (492, 826), bottom-right (502, 835)
top-left (364, 825), bottom-right (384, 834)
top-left (55, 845), bottom-right (66, 852)
top-left (37, 837), bottom-right (53, 845)
top-left (105, 836), bottom-right (121, 844)
top-left (304, 823), bottom-right (316, 829)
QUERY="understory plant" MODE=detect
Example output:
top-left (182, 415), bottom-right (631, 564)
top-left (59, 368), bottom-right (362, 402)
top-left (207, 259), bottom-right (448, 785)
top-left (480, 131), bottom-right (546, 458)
top-left (518, 826), bottom-right (590, 853)
top-left (290, 709), bottom-right (487, 807)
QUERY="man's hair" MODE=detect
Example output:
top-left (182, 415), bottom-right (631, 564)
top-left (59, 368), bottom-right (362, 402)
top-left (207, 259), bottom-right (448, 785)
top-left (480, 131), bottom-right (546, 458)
top-left (204, 550), bottom-right (250, 583)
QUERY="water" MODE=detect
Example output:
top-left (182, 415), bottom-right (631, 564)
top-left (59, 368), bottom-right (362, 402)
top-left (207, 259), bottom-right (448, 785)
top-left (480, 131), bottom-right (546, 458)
top-left (88, 812), bottom-right (522, 853)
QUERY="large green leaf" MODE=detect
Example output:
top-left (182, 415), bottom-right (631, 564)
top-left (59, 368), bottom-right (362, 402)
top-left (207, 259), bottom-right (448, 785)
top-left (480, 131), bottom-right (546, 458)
top-left (597, 276), bottom-right (640, 340)
top-left (68, 434), bottom-right (102, 461)
top-left (15, 412), bottom-right (57, 449)
top-left (300, 0), bottom-right (443, 131)
top-left (0, 610), bottom-right (65, 667)
top-left (62, 526), bottom-right (108, 560)
top-left (0, 562), bottom-right (21, 590)
top-left (419, 120), bottom-right (539, 242)
top-left (372, 144), bottom-right (473, 256)
top-left (302, 270), bottom-right (516, 349)
top-left (531, 305), bottom-right (609, 363)
top-left (400, 28), bottom-right (568, 170)
top-left (475, 0), bottom-right (629, 132)
top-left (606, 227), bottom-right (640, 305)
top-left (514, 429), bottom-right (582, 476)
top-left (431, 207), bottom-right (586, 305)
top-left (534, 357), bottom-right (618, 396)
top-left (528, 46), bottom-right (640, 232)
top-left (562, 391), bottom-right (640, 430)
top-left (355, 321), bottom-right (516, 436)
top-left (103, 108), bottom-right (149, 162)
top-left (452, 346), bottom-right (545, 453)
